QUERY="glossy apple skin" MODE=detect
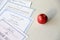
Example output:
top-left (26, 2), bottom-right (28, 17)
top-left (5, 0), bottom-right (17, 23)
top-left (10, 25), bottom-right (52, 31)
top-left (37, 14), bottom-right (48, 24)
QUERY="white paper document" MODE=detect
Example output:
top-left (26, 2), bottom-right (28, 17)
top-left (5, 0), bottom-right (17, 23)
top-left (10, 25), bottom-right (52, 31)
top-left (7, 2), bottom-right (34, 17)
top-left (0, 2), bottom-right (34, 17)
top-left (0, 9), bottom-right (32, 32)
top-left (10, 0), bottom-right (32, 7)
top-left (0, 0), bottom-right (7, 10)
top-left (0, 20), bottom-right (28, 40)
top-left (0, 0), bottom-right (34, 40)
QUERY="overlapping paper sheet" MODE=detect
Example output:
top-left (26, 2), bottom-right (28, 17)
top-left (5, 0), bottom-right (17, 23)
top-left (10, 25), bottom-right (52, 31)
top-left (0, 19), bottom-right (28, 40)
top-left (0, 0), bottom-right (34, 40)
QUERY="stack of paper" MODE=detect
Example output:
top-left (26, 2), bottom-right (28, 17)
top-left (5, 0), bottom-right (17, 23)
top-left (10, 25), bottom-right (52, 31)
top-left (0, 0), bottom-right (34, 40)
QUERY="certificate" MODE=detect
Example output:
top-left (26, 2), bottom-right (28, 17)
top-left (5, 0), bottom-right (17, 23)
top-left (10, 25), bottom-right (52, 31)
top-left (0, 9), bottom-right (32, 32)
top-left (0, 2), bottom-right (34, 17)
top-left (0, 20), bottom-right (28, 40)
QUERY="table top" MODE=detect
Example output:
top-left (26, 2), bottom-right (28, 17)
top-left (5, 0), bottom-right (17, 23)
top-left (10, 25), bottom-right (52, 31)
top-left (27, 0), bottom-right (60, 40)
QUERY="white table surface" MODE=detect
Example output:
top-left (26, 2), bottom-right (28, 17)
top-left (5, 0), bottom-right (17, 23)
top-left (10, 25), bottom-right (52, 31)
top-left (27, 0), bottom-right (60, 40)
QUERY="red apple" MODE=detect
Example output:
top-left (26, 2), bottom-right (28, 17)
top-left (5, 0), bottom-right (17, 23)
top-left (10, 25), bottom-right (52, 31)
top-left (37, 14), bottom-right (48, 24)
